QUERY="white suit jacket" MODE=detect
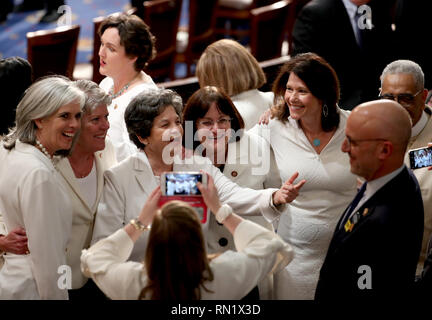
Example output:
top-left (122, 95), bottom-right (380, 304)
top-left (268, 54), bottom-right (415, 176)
top-left (92, 151), bottom-right (281, 261)
top-left (0, 141), bottom-right (72, 299)
top-left (56, 139), bottom-right (117, 289)
top-left (404, 107), bottom-right (432, 274)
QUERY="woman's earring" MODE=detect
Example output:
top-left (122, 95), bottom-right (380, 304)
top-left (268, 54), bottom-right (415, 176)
top-left (322, 104), bottom-right (328, 118)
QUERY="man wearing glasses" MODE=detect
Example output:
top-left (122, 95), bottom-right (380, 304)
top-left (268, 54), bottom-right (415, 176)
top-left (315, 100), bottom-right (424, 300)
top-left (379, 59), bottom-right (432, 276)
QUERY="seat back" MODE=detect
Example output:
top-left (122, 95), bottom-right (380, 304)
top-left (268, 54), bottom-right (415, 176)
top-left (92, 16), bottom-right (106, 84)
top-left (182, 0), bottom-right (218, 76)
top-left (143, 0), bottom-right (183, 81)
top-left (27, 25), bottom-right (80, 80)
top-left (250, 0), bottom-right (292, 62)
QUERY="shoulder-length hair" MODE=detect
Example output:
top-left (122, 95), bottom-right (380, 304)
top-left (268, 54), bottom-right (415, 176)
top-left (139, 200), bottom-right (214, 300)
top-left (182, 86), bottom-right (245, 150)
top-left (196, 39), bottom-right (266, 96)
top-left (2, 76), bottom-right (85, 150)
top-left (124, 88), bottom-right (183, 150)
top-left (99, 13), bottom-right (156, 71)
top-left (272, 52), bottom-right (340, 132)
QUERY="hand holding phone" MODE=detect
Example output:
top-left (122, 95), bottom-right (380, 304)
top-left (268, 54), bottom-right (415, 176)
top-left (160, 171), bottom-right (209, 224)
top-left (161, 172), bottom-right (207, 196)
top-left (196, 172), bottom-right (221, 214)
top-left (409, 146), bottom-right (432, 170)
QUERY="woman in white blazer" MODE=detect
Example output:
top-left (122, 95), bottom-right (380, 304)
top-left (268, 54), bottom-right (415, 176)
top-left (182, 86), bottom-right (282, 251)
top-left (92, 89), bottom-right (304, 270)
top-left (83, 176), bottom-right (294, 300)
top-left (0, 76), bottom-right (85, 299)
top-left (98, 13), bottom-right (158, 162)
top-left (182, 86), bottom-right (284, 299)
top-left (55, 80), bottom-right (117, 299)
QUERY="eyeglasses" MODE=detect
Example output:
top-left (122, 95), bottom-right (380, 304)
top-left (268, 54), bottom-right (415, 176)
top-left (345, 136), bottom-right (388, 148)
top-left (378, 89), bottom-right (422, 107)
top-left (197, 117), bottom-right (232, 128)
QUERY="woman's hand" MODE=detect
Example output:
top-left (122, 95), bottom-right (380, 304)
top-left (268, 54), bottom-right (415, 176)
top-left (0, 227), bottom-right (28, 255)
top-left (138, 186), bottom-right (162, 226)
top-left (258, 109), bottom-right (273, 125)
top-left (197, 171), bottom-right (221, 214)
top-left (273, 172), bottom-right (306, 205)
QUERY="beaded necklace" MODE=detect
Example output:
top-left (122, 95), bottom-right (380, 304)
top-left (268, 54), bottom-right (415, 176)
top-left (35, 139), bottom-right (55, 167)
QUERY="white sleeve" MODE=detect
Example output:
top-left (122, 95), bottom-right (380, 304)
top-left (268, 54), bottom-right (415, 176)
top-left (210, 163), bottom-right (283, 223)
top-left (204, 220), bottom-right (293, 299)
top-left (21, 170), bottom-right (71, 299)
top-left (91, 170), bottom-right (126, 244)
top-left (81, 229), bottom-right (147, 300)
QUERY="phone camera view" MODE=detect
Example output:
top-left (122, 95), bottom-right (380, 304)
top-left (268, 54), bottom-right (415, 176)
top-left (166, 173), bottom-right (202, 196)
top-left (411, 147), bottom-right (432, 169)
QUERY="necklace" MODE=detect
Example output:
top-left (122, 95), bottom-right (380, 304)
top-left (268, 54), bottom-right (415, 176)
top-left (313, 138), bottom-right (321, 147)
top-left (109, 73), bottom-right (140, 99)
top-left (36, 139), bottom-right (55, 167)
top-left (69, 156), bottom-right (94, 178)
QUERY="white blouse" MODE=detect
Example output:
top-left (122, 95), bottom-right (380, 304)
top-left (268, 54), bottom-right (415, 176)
top-left (81, 220), bottom-right (294, 300)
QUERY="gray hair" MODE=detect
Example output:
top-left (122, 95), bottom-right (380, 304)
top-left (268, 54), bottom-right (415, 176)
top-left (380, 60), bottom-right (424, 90)
top-left (3, 76), bottom-right (85, 150)
top-left (125, 88), bottom-right (183, 149)
top-left (75, 79), bottom-right (112, 113)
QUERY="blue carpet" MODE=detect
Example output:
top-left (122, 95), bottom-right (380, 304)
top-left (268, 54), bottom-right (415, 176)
top-left (0, 0), bottom-right (189, 79)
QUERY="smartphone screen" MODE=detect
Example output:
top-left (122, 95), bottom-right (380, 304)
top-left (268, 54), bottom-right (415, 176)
top-left (409, 146), bottom-right (432, 170)
top-left (165, 173), bottom-right (202, 196)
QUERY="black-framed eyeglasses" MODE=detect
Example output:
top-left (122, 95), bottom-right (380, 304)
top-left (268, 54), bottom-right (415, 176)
top-left (345, 136), bottom-right (388, 148)
top-left (378, 89), bottom-right (422, 106)
top-left (197, 117), bottom-right (232, 128)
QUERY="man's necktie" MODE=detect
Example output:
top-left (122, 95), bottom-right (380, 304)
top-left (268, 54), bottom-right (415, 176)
top-left (339, 182), bottom-right (367, 230)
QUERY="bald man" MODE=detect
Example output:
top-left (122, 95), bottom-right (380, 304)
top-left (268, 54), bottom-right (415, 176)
top-left (315, 100), bottom-right (424, 300)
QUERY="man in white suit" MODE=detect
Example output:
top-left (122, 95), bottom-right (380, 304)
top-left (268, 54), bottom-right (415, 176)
top-left (379, 59), bottom-right (432, 274)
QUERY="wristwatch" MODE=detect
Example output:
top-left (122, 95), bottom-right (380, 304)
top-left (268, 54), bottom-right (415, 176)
top-left (130, 218), bottom-right (151, 231)
top-left (215, 204), bottom-right (233, 224)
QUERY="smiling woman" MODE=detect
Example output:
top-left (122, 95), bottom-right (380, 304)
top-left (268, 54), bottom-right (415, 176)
top-left (0, 76), bottom-right (85, 299)
top-left (251, 52), bottom-right (358, 299)
top-left (55, 79), bottom-right (117, 300)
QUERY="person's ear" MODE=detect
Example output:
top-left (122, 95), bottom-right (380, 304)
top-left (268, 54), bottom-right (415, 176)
top-left (137, 135), bottom-right (148, 146)
top-left (377, 141), bottom-right (393, 160)
top-left (34, 118), bottom-right (44, 129)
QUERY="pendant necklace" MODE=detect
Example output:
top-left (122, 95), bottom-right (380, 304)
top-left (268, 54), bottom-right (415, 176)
top-left (313, 138), bottom-right (321, 147)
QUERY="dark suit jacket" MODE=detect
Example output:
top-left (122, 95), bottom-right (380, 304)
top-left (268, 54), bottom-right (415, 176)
top-left (315, 166), bottom-right (424, 300)
top-left (292, 0), bottom-right (395, 110)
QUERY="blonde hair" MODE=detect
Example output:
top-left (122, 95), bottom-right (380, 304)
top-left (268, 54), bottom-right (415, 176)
top-left (196, 39), bottom-right (266, 96)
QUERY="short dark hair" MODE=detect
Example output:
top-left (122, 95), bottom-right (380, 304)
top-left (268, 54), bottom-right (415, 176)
top-left (272, 52), bottom-right (340, 132)
top-left (182, 86), bottom-right (245, 150)
top-left (99, 13), bottom-right (156, 71)
top-left (124, 89), bottom-right (183, 149)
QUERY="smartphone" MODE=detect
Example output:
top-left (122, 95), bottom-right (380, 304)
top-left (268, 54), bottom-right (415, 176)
top-left (409, 146), bottom-right (432, 170)
top-left (160, 171), bottom-right (207, 196)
